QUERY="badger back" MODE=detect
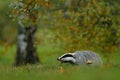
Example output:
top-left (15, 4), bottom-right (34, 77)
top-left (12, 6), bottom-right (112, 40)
top-left (73, 51), bottom-right (103, 66)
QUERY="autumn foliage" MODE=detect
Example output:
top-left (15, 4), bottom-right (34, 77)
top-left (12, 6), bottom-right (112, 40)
top-left (8, 0), bottom-right (120, 55)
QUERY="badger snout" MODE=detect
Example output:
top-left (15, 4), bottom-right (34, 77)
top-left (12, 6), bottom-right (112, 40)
top-left (57, 58), bottom-right (60, 61)
top-left (57, 58), bottom-right (65, 64)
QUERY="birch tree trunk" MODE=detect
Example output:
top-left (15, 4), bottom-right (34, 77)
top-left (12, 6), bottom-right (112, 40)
top-left (14, 21), bottom-right (39, 66)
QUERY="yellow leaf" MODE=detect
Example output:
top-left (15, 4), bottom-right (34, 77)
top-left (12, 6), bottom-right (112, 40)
top-left (45, 1), bottom-right (51, 8)
top-left (60, 66), bottom-right (67, 74)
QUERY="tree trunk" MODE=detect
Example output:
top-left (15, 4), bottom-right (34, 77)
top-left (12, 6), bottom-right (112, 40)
top-left (14, 21), bottom-right (39, 66)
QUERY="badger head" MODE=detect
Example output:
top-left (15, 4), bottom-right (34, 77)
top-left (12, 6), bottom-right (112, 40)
top-left (57, 53), bottom-right (76, 64)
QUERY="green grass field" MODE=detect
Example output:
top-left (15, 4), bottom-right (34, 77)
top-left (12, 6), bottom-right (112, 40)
top-left (0, 45), bottom-right (120, 80)
top-left (0, 0), bottom-right (120, 80)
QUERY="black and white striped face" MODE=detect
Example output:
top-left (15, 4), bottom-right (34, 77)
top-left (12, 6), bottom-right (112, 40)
top-left (57, 53), bottom-right (76, 64)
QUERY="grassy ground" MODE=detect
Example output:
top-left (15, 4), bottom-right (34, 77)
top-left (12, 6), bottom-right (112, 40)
top-left (0, 45), bottom-right (120, 80)
top-left (0, 65), bottom-right (120, 80)
top-left (0, 0), bottom-right (120, 80)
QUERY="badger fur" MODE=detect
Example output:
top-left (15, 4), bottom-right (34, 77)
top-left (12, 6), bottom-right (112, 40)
top-left (57, 51), bottom-right (103, 66)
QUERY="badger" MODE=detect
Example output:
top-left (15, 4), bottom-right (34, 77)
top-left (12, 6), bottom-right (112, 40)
top-left (57, 51), bottom-right (103, 66)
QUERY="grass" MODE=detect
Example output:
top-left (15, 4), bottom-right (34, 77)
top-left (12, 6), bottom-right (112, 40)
top-left (0, 45), bottom-right (120, 80)
top-left (0, 0), bottom-right (120, 80)
top-left (0, 64), bottom-right (120, 80)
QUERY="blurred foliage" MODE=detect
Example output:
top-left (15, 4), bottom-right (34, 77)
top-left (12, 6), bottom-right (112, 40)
top-left (0, 0), bottom-right (120, 59)
top-left (49, 0), bottom-right (120, 55)
top-left (0, 0), bottom-right (17, 46)
top-left (9, 0), bottom-right (56, 26)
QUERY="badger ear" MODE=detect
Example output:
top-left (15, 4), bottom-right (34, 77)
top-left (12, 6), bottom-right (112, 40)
top-left (72, 55), bottom-right (76, 58)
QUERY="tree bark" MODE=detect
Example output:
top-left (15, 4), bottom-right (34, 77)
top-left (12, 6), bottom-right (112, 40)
top-left (14, 21), bottom-right (39, 66)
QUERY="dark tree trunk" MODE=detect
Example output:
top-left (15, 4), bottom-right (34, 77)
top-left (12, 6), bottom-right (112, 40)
top-left (14, 21), bottom-right (39, 66)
